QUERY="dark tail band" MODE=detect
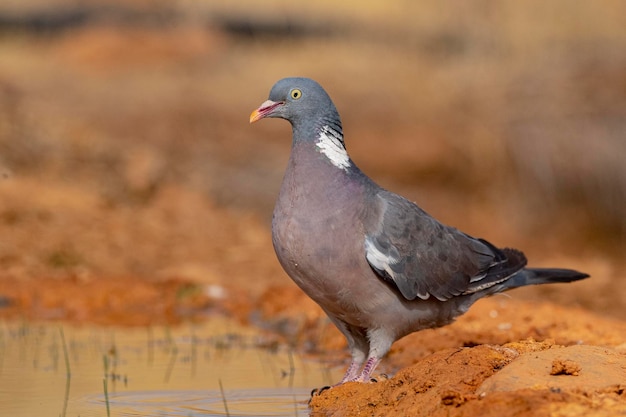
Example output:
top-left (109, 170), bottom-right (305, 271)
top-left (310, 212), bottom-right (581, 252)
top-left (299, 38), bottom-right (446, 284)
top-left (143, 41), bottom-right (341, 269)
top-left (499, 267), bottom-right (589, 292)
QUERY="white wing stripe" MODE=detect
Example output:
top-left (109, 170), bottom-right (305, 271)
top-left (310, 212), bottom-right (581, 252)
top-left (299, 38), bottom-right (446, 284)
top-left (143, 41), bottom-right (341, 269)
top-left (365, 238), bottom-right (398, 279)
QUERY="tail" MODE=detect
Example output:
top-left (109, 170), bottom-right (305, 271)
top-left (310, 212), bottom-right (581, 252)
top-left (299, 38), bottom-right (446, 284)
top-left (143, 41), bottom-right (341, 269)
top-left (500, 268), bottom-right (589, 292)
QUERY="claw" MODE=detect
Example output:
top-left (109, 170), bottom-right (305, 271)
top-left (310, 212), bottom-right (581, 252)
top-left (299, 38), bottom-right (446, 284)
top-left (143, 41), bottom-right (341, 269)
top-left (370, 373), bottom-right (389, 383)
top-left (311, 385), bottom-right (332, 397)
top-left (309, 385), bottom-right (332, 402)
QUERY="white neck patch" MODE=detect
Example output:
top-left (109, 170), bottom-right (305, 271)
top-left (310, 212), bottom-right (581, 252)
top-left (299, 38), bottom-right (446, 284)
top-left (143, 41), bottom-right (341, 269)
top-left (316, 125), bottom-right (350, 171)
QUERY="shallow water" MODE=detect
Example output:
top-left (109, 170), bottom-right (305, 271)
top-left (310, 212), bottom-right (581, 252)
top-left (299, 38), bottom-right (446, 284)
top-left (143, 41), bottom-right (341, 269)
top-left (0, 318), bottom-right (341, 416)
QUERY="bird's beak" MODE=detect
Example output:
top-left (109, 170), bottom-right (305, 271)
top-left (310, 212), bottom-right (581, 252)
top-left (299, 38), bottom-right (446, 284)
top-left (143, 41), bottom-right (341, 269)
top-left (250, 100), bottom-right (284, 123)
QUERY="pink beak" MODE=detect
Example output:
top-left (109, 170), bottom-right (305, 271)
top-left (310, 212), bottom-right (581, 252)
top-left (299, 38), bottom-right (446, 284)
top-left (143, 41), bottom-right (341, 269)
top-left (250, 100), bottom-right (284, 123)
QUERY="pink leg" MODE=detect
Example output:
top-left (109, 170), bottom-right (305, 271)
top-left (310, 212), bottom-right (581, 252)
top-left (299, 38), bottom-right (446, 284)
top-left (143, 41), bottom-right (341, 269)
top-left (339, 360), bottom-right (363, 383)
top-left (356, 356), bottom-right (382, 382)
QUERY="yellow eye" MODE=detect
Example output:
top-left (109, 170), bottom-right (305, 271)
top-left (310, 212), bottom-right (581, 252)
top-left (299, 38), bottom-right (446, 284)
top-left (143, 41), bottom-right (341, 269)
top-left (290, 89), bottom-right (302, 100)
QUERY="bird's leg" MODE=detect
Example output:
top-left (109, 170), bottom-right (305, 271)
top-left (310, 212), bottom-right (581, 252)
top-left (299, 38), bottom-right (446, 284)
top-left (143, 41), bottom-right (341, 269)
top-left (339, 349), bottom-right (366, 383)
top-left (323, 315), bottom-right (370, 384)
top-left (356, 356), bottom-right (382, 382)
top-left (310, 330), bottom-right (367, 398)
top-left (355, 327), bottom-right (394, 382)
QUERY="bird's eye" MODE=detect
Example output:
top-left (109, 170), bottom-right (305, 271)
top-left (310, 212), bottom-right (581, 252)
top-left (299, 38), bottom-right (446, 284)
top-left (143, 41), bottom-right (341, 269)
top-left (290, 89), bottom-right (302, 100)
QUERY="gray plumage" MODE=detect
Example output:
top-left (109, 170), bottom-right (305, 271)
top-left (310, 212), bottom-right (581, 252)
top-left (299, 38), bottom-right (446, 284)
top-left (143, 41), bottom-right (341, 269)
top-left (250, 77), bottom-right (589, 384)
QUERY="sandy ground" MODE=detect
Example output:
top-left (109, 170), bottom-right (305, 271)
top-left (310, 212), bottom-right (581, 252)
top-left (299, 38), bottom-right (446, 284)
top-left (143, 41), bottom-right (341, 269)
top-left (307, 299), bottom-right (626, 416)
top-left (0, 1), bottom-right (625, 415)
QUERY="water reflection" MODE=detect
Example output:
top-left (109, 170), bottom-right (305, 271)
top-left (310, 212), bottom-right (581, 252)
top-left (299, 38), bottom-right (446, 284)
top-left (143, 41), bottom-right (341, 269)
top-left (0, 319), bottom-right (341, 416)
top-left (85, 388), bottom-right (314, 416)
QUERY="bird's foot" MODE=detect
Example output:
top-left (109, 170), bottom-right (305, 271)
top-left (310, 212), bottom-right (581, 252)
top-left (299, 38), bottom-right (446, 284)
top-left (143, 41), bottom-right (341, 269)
top-left (310, 373), bottom-right (390, 402)
top-left (310, 385), bottom-right (332, 398)
top-left (310, 357), bottom-right (385, 402)
top-left (369, 373), bottom-right (389, 383)
top-left (309, 385), bottom-right (333, 404)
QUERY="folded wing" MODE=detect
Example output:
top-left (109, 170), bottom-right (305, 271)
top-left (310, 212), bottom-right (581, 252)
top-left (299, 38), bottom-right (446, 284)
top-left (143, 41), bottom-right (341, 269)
top-left (364, 191), bottom-right (527, 301)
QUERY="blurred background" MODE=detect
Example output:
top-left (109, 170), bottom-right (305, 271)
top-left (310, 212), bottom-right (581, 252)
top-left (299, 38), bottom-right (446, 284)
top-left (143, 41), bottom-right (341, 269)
top-left (0, 0), bottom-right (624, 320)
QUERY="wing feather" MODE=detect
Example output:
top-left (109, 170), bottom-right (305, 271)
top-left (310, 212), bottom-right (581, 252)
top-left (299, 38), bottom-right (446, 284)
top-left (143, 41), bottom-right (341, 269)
top-left (364, 191), bottom-right (527, 301)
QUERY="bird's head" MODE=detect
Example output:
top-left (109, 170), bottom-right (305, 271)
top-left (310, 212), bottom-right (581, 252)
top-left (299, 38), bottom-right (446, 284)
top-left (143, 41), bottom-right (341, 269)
top-left (250, 77), bottom-right (342, 137)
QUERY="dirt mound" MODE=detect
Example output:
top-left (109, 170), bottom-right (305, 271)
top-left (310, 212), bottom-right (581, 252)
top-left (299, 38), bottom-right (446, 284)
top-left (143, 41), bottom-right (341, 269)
top-left (478, 345), bottom-right (626, 393)
top-left (310, 342), bottom-right (626, 417)
top-left (255, 285), bottom-right (626, 416)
